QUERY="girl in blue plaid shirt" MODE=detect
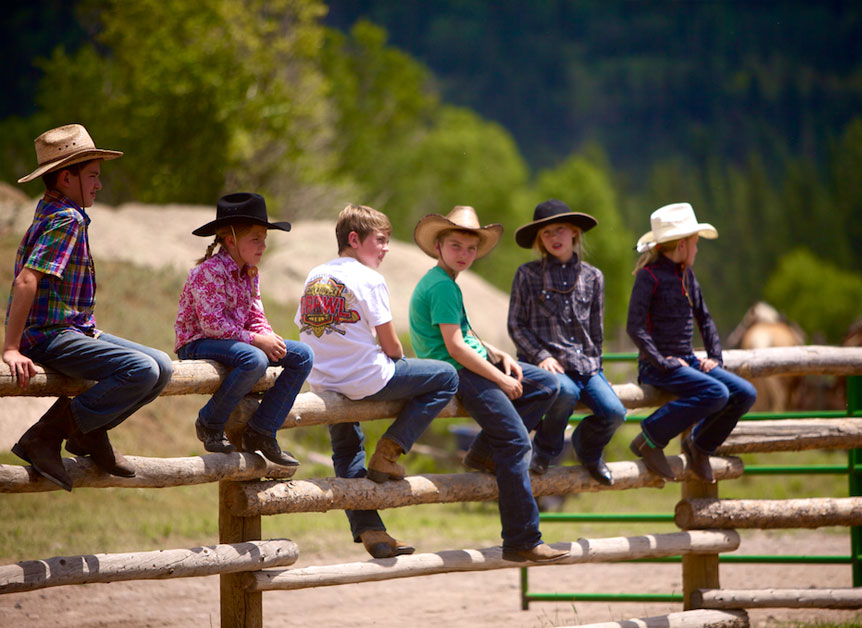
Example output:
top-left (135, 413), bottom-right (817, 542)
top-left (508, 199), bottom-right (625, 486)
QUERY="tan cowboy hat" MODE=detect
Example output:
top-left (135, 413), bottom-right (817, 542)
top-left (635, 203), bottom-right (718, 254)
top-left (18, 124), bottom-right (123, 184)
top-left (413, 205), bottom-right (503, 260)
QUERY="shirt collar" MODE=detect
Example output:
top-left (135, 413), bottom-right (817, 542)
top-left (42, 190), bottom-right (91, 226)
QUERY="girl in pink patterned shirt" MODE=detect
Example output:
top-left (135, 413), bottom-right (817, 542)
top-left (175, 193), bottom-right (312, 466)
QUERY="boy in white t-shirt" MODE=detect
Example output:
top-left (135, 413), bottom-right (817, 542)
top-left (296, 204), bottom-right (458, 559)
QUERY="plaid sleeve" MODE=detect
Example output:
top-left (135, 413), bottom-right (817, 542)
top-left (23, 213), bottom-right (81, 279)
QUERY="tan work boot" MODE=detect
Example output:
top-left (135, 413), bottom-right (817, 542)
top-left (359, 530), bottom-right (416, 559)
top-left (367, 437), bottom-right (406, 483)
top-left (502, 542), bottom-right (569, 563)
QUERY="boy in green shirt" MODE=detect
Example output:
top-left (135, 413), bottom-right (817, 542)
top-left (409, 206), bottom-right (567, 563)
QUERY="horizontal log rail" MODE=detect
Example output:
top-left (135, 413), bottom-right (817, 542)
top-left (693, 587), bottom-right (862, 609)
top-left (223, 456), bottom-right (744, 517)
top-left (0, 539), bottom-right (298, 594)
top-left (245, 530), bottom-right (740, 592)
top-left (718, 418), bottom-right (862, 454)
top-left (562, 608), bottom-right (750, 628)
top-left (675, 497), bottom-right (862, 530)
top-left (0, 452), bottom-right (294, 494)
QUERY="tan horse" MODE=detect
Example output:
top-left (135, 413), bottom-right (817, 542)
top-left (727, 302), bottom-right (806, 411)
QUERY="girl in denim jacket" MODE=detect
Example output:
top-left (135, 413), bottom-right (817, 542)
top-left (626, 203), bottom-right (756, 483)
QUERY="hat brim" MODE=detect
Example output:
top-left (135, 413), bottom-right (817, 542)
top-left (636, 222), bottom-right (718, 253)
top-left (413, 214), bottom-right (503, 260)
top-left (18, 149), bottom-right (123, 184)
top-left (514, 212), bottom-right (598, 249)
top-left (192, 216), bottom-right (292, 237)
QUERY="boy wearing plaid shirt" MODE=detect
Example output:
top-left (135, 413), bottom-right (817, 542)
top-left (4, 124), bottom-right (173, 491)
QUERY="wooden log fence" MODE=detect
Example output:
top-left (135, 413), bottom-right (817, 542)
top-left (0, 345), bottom-right (860, 628)
top-left (0, 539), bottom-right (298, 594)
top-left (675, 497), bottom-right (862, 530)
top-left (693, 588), bottom-right (862, 610)
top-left (562, 609), bottom-right (750, 628)
top-left (246, 530), bottom-right (739, 592)
top-left (221, 457), bottom-right (742, 517)
top-left (0, 452), bottom-right (294, 493)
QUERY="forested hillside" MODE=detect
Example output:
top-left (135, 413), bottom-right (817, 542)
top-left (2, 0), bottom-right (859, 340)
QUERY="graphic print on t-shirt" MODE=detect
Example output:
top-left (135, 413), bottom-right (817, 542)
top-left (299, 275), bottom-right (361, 338)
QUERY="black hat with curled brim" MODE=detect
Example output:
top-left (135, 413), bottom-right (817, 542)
top-left (192, 192), bottom-right (291, 237)
top-left (514, 199), bottom-right (598, 249)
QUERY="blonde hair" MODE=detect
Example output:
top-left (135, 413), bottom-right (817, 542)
top-left (533, 224), bottom-right (584, 262)
top-left (632, 238), bottom-right (682, 274)
top-left (335, 204), bottom-right (392, 254)
top-left (196, 221), bottom-right (255, 266)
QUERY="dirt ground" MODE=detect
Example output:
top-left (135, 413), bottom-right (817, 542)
top-left (1, 530), bottom-right (859, 628)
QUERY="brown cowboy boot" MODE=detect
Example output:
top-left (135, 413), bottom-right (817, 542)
top-left (359, 530), bottom-right (416, 559)
top-left (629, 432), bottom-right (676, 481)
top-left (12, 396), bottom-right (76, 491)
top-left (367, 437), bottom-right (406, 483)
top-left (682, 435), bottom-right (716, 484)
top-left (66, 428), bottom-right (136, 478)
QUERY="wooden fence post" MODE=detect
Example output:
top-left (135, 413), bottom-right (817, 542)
top-left (220, 480), bottom-right (262, 628)
top-left (681, 456), bottom-right (720, 609)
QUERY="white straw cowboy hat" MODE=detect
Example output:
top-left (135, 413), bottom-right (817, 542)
top-left (18, 124), bottom-right (123, 184)
top-left (413, 205), bottom-right (503, 260)
top-left (635, 203), bottom-right (718, 254)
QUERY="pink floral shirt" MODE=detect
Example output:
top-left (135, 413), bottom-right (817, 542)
top-left (174, 249), bottom-right (273, 353)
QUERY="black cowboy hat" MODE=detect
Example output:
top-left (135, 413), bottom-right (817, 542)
top-left (192, 192), bottom-right (291, 237)
top-left (514, 199), bottom-right (597, 249)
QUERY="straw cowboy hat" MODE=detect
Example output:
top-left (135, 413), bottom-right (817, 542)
top-left (18, 124), bottom-right (123, 184)
top-left (635, 203), bottom-right (718, 254)
top-left (514, 199), bottom-right (597, 249)
top-left (192, 192), bottom-right (291, 237)
top-left (413, 205), bottom-right (503, 260)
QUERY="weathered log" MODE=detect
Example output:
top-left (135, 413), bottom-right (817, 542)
top-left (720, 346), bottom-right (862, 378)
top-left (0, 539), bottom-right (297, 594)
top-left (224, 456), bottom-right (744, 517)
top-left (0, 452), bottom-right (294, 493)
top-left (245, 530), bottom-right (740, 592)
top-left (718, 419), bottom-right (862, 454)
top-left (675, 497), bottom-right (862, 530)
top-left (558, 609), bottom-right (749, 628)
top-left (693, 587), bottom-right (862, 609)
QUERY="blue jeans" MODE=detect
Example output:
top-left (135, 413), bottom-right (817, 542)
top-left (638, 356), bottom-right (757, 453)
top-left (26, 330), bottom-right (173, 433)
top-left (177, 338), bottom-right (313, 438)
top-left (457, 361), bottom-right (559, 551)
top-left (533, 370), bottom-right (626, 465)
top-left (329, 357), bottom-right (459, 541)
